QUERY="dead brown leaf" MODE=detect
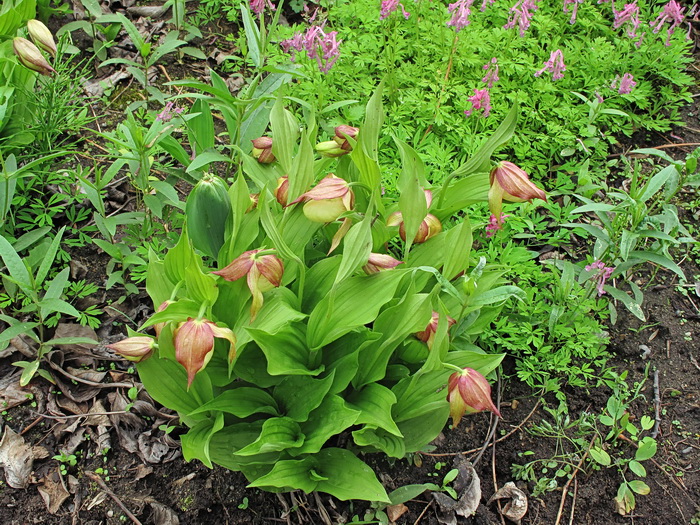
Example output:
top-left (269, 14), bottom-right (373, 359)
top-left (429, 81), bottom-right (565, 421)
top-left (387, 503), bottom-right (408, 523)
top-left (37, 469), bottom-right (70, 514)
top-left (0, 426), bottom-right (36, 488)
top-left (487, 482), bottom-right (528, 524)
top-left (433, 456), bottom-right (482, 525)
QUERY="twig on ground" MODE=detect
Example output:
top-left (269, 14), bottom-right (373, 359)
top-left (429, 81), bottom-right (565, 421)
top-left (422, 395), bottom-right (542, 458)
top-left (651, 368), bottom-right (662, 439)
top-left (413, 500), bottom-right (432, 525)
top-left (276, 493), bottom-right (292, 525)
top-left (568, 478), bottom-right (578, 525)
top-left (689, 352), bottom-right (700, 372)
top-left (667, 339), bottom-right (671, 359)
top-left (473, 372), bottom-right (502, 467)
top-left (554, 434), bottom-right (597, 525)
top-left (491, 432), bottom-right (506, 525)
top-left (84, 471), bottom-right (142, 525)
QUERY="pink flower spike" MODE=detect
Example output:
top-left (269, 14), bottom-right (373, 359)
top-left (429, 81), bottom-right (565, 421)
top-left (280, 25), bottom-right (342, 73)
top-left (447, 0), bottom-right (475, 32)
top-left (614, 2), bottom-right (642, 40)
top-left (464, 88), bottom-right (491, 117)
top-left (612, 73), bottom-right (637, 94)
top-left (481, 58), bottom-right (499, 88)
top-left (534, 49), bottom-right (566, 81)
top-left (585, 260), bottom-right (615, 296)
top-left (250, 0), bottom-right (276, 15)
top-left (481, 0), bottom-right (495, 11)
top-left (485, 213), bottom-right (510, 237)
top-left (562, 0), bottom-right (583, 24)
top-left (380, 0), bottom-right (410, 20)
top-left (651, 0), bottom-right (686, 46)
top-left (504, 0), bottom-right (539, 37)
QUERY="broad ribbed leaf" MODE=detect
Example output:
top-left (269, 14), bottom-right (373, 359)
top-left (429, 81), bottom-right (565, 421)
top-left (181, 413), bottom-right (224, 468)
top-left (235, 417), bottom-right (304, 456)
top-left (273, 373), bottom-right (335, 422)
top-left (347, 384), bottom-right (402, 437)
top-left (247, 324), bottom-right (321, 376)
top-left (307, 269), bottom-right (406, 349)
top-left (352, 426), bottom-right (405, 458)
top-left (293, 396), bottom-right (360, 455)
top-left (314, 448), bottom-right (390, 502)
top-left (189, 387), bottom-right (279, 418)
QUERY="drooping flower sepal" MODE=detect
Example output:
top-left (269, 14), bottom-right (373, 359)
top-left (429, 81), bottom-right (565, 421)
top-left (212, 249), bottom-right (284, 320)
top-left (488, 161), bottom-right (547, 226)
top-left (174, 318), bottom-right (236, 387)
top-left (289, 175), bottom-right (355, 224)
top-left (447, 367), bottom-right (501, 427)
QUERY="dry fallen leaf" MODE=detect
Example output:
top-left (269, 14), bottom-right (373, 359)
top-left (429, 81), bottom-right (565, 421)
top-left (0, 426), bottom-right (36, 488)
top-left (150, 501), bottom-right (180, 525)
top-left (487, 482), bottom-right (528, 524)
top-left (37, 469), bottom-right (70, 514)
top-left (387, 503), bottom-right (409, 523)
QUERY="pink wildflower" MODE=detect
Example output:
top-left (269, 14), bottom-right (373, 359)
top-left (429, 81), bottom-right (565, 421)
top-left (156, 101), bottom-right (183, 122)
top-left (380, 0), bottom-right (410, 20)
top-left (504, 0), bottom-right (539, 37)
top-left (482, 58), bottom-right (499, 88)
top-left (611, 73), bottom-right (637, 94)
top-left (650, 0), bottom-right (686, 46)
top-left (614, 2), bottom-right (644, 44)
top-left (563, 0), bottom-right (583, 24)
top-left (447, 0), bottom-right (475, 31)
top-left (481, 0), bottom-right (495, 10)
top-left (534, 49), bottom-right (566, 81)
top-left (585, 260), bottom-right (614, 296)
top-left (485, 213), bottom-right (509, 237)
top-left (281, 25), bottom-right (342, 73)
top-left (464, 88), bottom-right (491, 117)
top-left (250, 0), bottom-right (276, 15)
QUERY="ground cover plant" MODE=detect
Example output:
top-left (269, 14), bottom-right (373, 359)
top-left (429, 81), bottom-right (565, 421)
top-left (0, 0), bottom-right (699, 524)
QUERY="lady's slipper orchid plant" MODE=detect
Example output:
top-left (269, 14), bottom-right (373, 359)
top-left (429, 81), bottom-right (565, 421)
top-left (174, 318), bottom-right (236, 387)
top-left (488, 161), bottom-right (547, 226)
top-left (213, 249), bottom-right (284, 320)
top-left (447, 367), bottom-right (502, 427)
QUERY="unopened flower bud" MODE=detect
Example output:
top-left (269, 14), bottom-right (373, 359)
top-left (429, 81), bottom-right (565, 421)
top-left (315, 140), bottom-right (348, 158)
top-left (363, 253), bottom-right (404, 275)
top-left (13, 37), bottom-right (55, 76)
top-left (248, 193), bottom-right (259, 212)
top-left (275, 176), bottom-right (289, 206)
top-left (488, 161), bottom-right (546, 224)
top-left (447, 367), bottom-right (501, 427)
top-left (107, 336), bottom-right (157, 362)
top-left (213, 249), bottom-right (284, 320)
top-left (251, 137), bottom-right (275, 163)
top-left (174, 318), bottom-right (236, 387)
top-left (415, 311), bottom-right (456, 349)
top-left (27, 19), bottom-right (57, 58)
top-left (333, 125), bottom-right (359, 151)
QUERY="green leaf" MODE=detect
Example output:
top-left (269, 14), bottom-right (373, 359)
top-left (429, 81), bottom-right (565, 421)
top-left (189, 387), bottom-right (279, 417)
top-left (627, 480), bottom-right (650, 495)
top-left (0, 233), bottom-right (31, 293)
top-left (273, 373), bottom-right (335, 422)
top-left (14, 360), bottom-right (40, 387)
top-left (603, 285), bottom-right (645, 321)
top-left (136, 356), bottom-right (213, 422)
top-left (39, 298), bottom-right (81, 319)
top-left (247, 456), bottom-right (317, 493)
top-left (639, 165), bottom-right (677, 203)
top-left (589, 446), bottom-right (611, 466)
top-left (235, 417), bottom-right (304, 456)
top-left (627, 250), bottom-right (685, 280)
top-left (35, 226), bottom-right (65, 288)
top-left (388, 484), bottom-right (437, 505)
top-left (394, 137), bottom-right (428, 253)
top-left (352, 426), bottom-right (406, 458)
top-left (45, 337), bottom-right (98, 346)
top-left (181, 413), bottom-right (224, 468)
top-left (307, 269), bottom-right (405, 349)
top-left (314, 448), bottom-right (390, 502)
top-left (247, 324), bottom-right (322, 376)
top-left (270, 95), bottom-right (299, 173)
top-left (628, 460), bottom-right (647, 478)
top-left (294, 396), bottom-right (360, 455)
top-left (442, 219), bottom-right (472, 281)
top-left (164, 229), bottom-right (192, 284)
top-left (635, 437), bottom-right (657, 461)
top-left (346, 383), bottom-right (402, 437)
top-left (240, 2), bottom-right (262, 68)
top-left (334, 215), bottom-right (373, 286)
